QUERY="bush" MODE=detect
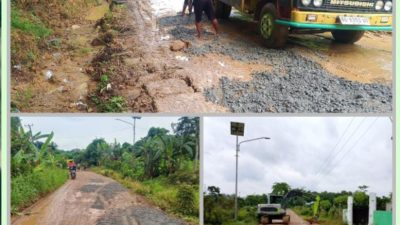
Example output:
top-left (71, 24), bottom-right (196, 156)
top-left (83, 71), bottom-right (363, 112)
top-left (11, 167), bottom-right (68, 213)
top-left (175, 185), bottom-right (196, 216)
top-left (167, 169), bottom-right (199, 185)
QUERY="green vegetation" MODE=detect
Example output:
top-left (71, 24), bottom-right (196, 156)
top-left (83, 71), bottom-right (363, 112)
top-left (11, 168), bottom-right (67, 213)
top-left (204, 183), bottom-right (392, 225)
top-left (11, 117), bottom-right (69, 213)
top-left (11, 8), bottom-right (52, 39)
top-left (66, 117), bottom-right (200, 223)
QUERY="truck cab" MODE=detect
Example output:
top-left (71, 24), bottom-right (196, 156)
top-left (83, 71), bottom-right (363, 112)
top-left (257, 194), bottom-right (290, 224)
top-left (213, 0), bottom-right (392, 48)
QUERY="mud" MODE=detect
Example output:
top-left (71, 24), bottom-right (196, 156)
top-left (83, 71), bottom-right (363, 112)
top-left (11, 0), bottom-right (392, 113)
top-left (12, 171), bottom-right (189, 225)
top-left (204, 59), bottom-right (392, 113)
top-left (158, 13), bottom-right (392, 113)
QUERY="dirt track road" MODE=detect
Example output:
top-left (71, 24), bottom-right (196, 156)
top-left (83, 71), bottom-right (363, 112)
top-left (12, 171), bottom-right (188, 225)
top-left (260, 209), bottom-right (310, 225)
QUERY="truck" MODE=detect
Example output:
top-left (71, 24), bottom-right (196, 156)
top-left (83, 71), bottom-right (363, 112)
top-left (212, 0), bottom-right (392, 48)
top-left (257, 194), bottom-right (290, 224)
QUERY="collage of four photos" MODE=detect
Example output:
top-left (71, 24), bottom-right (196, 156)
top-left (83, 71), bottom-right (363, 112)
top-left (0, 0), bottom-right (397, 225)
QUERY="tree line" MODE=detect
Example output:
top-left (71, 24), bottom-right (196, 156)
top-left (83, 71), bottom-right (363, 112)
top-left (204, 182), bottom-right (392, 225)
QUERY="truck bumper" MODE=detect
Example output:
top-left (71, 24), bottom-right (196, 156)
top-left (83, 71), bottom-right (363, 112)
top-left (276, 11), bottom-right (392, 31)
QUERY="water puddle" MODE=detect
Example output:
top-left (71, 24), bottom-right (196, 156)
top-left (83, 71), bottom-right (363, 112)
top-left (291, 32), bottom-right (392, 84)
top-left (150, 0), bottom-right (182, 17)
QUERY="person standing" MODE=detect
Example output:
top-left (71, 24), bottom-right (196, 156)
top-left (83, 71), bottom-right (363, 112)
top-left (193, 0), bottom-right (219, 38)
top-left (182, 0), bottom-right (193, 16)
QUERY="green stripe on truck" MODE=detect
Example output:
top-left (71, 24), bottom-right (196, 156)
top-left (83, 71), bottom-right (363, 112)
top-left (275, 20), bottom-right (392, 31)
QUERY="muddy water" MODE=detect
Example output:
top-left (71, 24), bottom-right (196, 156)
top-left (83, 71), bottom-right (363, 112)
top-left (150, 0), bottom-right (182, 16)
top-left (291, 32), bottom-right (392, 84)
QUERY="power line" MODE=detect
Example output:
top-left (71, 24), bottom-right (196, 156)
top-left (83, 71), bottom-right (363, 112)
top-left (316, 117), bottom-right (367, 176)
top-left (322, 118), bottom-right (379, 176)
top-left (315, 118), bottom-right (355, 176)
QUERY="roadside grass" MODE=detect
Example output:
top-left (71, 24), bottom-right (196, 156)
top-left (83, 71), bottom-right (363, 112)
top-left (92, 167), bottom-right (199, 224)
top-left (11, 8), bottom-right (52, 39)
top-left (11, 167), bottom-right (68, 214)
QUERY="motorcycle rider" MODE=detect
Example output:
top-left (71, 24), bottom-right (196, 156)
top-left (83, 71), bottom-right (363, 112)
top-left (67, 160), bottom-right (77, 178)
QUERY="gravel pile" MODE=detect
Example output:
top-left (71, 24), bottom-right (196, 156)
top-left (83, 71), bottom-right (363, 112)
top-left (97, 207), bottom-right (188, 225)
top-left (159, 14), bottom-right (392, 113)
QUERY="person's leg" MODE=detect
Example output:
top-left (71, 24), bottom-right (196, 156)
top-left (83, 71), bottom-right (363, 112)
top-left (189, 0), bottom-right (193, 14)
top-left (205, 0), bottom-right (219, 35)
top-left (194, 0), bottom-right (203, 37)
top-left (195, 22), bottom-right (202, 38)
top-left (212, 18), bottom-right (219, 35)
top-left (182, 0), bottom-right (189, 16)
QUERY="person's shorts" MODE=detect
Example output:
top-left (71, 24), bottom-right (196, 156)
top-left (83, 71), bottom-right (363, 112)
top-left (184, 0), bottom-right (192, 5)
top-left (194, 0), bottom-right (215, 23)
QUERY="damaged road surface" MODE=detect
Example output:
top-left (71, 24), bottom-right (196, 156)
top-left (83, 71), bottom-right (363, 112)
top-left (11, 0), bottom-right (392, 113)
top-left (80, 0), bottom-right (394, 113)
top-left (12, 172), bottom-right (188, 225)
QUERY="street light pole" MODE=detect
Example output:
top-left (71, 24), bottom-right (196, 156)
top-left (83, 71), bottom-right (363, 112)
top-left (132, 116), bottom-right (141, 144)
top-left (234, 135), bottom-right (239, 220)
top-left (234, 136), bottom-right (270, 220)
top-left (116, 117), bottom-right (141, 145)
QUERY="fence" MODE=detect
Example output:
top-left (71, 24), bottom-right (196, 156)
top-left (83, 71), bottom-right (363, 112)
top-left (373, 211), bottom-right (392, 225)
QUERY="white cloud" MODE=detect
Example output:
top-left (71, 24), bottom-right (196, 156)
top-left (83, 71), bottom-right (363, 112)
top-left (203, 117), bottom-right (392, 197)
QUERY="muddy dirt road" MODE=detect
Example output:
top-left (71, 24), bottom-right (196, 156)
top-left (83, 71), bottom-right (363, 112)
top-left (259, 209), bottom-right (310, 225)
top-left (11, 0), bottom-right (392, 113)
top-left (12, 171), bottom-right (188, 225)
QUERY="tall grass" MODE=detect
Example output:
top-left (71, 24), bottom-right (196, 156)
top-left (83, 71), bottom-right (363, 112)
top-left (11, 167), bottom-right (68, 213)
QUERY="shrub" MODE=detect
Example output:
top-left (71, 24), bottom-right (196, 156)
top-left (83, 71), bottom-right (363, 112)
top-left (175, 185), bottom-right (196, 216)
top-left (11, 167), bottom-right (68, 213)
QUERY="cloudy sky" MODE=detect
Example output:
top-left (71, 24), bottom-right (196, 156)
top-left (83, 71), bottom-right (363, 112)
top-left (17, 116), bottom-right (182, 150)
top-left (203, 117), bottom-right (392, 197)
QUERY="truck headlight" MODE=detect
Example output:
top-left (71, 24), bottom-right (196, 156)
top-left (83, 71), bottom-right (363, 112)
top-left (313, 0), bottom-right (323, 7)
top-left (375, 0), bottom-right (384, 10)
top-left (384, 1), bottom-right (392, 11)
top-left (302, 0), bottom-right (312, 6)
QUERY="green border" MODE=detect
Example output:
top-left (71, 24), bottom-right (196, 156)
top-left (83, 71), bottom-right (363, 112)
top-left (395, 0), bottom-right (398, 224)
top-left (276, 19), bottom-right (393, 31)
top-left (1, 0), bottom-right (7, 224)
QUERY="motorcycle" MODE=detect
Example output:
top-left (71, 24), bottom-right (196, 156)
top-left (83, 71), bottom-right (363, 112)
top-left (69, 168), bottom-right (77, 180)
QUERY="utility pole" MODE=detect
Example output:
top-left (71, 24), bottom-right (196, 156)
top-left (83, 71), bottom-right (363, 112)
top-left (116, 117), bottom-right (141, 145)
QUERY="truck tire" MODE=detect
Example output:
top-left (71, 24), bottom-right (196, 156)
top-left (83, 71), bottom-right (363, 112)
top-left (258, 3), bottom-right (288, 48)
top-left (282, 215), bottom-right (290, 224)
top-left (260, 215), bottom-right (270, 224)
top-left (213, 0), bottom-right (232, 19)
top-left (331, 30), bottom-right (365, 43)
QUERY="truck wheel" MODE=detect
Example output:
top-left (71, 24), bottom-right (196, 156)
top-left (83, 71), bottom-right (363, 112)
top-left (282, 215), bottom-right (290, 224)
top-left (331, 30), bottom-right (365, 43)
top-left (258, 3), bottom-right (288, 48)
top-left (213, 0), bottom-right (232, 19)
top-left (260, 215), bottom-right (270, 224)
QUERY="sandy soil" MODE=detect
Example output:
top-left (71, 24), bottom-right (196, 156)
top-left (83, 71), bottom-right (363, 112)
top-left (12, 171), bottom-right (188, 225)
